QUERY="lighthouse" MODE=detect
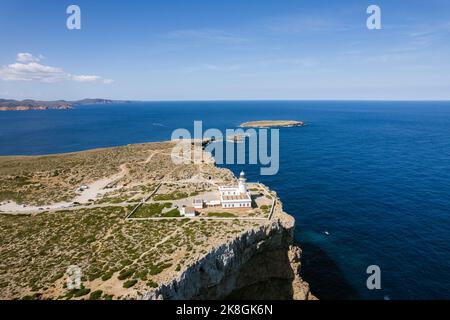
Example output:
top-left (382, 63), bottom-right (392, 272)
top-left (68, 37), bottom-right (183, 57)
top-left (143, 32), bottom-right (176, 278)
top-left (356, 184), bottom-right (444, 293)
top-left (238, 171), bottom-right (247, 194)
top-left (218, 170), bottom-right (252, 208)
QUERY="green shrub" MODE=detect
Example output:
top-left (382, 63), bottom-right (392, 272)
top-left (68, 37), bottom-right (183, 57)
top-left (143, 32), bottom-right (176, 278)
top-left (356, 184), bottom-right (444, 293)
top-left (136, 270), bottom-right (148, 280)
top-left (162, 209), bottom-right (180, 217)
top-left (120, 259), bottom-right (132, 267)
top-left (149, 262), bottom-right (170, 275)
top-left (73, 288), bottom-right (91, 298)
top-left (101, 271), bottom-right (114, 281)
top-left (89, 290), bottom-right (103, 300)
top-left (22, 293), bottom-right (42, 300)
top-left (123, 279), bottom-right (138, 288)
top-left (146, 280), bottom-right (158, 288)
top-left (50, 272), bottom-right (64, 283)
top-left (118, 269), bottom-right (135, 280)
top-left (154, 192), bottom-right (188, 201)
top-left (207, 212), bottom-right (236, 218)
top-left (132, 203), bottom-right (173, 218)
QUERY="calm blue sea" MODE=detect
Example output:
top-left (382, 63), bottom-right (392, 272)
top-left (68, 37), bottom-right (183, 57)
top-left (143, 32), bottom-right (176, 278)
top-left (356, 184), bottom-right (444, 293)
top-left (1, 101), bottom-right (449, 300)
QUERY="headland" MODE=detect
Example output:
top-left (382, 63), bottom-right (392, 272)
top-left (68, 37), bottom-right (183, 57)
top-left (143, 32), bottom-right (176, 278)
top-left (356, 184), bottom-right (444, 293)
top-left (0, 139), bottom-right (315, 300)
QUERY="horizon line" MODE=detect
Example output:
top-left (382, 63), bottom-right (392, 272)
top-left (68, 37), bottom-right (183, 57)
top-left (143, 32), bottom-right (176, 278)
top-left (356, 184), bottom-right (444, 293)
top-left (3, 97), bottom-right (450, 103)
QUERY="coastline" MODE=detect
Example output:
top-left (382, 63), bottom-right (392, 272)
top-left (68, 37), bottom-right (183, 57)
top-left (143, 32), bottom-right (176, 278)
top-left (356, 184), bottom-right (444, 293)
top-left (0, 139), bottom-right (315, 300)
top-left (0, 99), bottom-right (130, 112)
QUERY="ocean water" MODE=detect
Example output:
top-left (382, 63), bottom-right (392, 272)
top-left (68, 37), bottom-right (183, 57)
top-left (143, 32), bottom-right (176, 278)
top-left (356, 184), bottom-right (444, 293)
top-left (1, 101), bottom-right (449, 300)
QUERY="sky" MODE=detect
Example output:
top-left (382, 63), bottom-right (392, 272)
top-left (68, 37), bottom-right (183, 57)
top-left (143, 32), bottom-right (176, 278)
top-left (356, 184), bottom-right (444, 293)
top-left (0, 0), bottom-right (450, 101)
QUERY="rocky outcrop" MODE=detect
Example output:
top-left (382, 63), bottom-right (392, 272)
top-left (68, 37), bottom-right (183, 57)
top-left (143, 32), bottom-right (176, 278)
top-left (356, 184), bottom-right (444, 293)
top-left (240, 120), bottom-right (305, 128)
top-left (143, 211), bottom-right (315, 300)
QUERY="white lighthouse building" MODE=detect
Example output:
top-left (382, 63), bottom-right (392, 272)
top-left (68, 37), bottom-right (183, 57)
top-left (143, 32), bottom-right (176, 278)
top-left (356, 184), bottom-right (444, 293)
top-left (219, 171), bottom-right (252, 209)
top-left (238, 171), bottom-right (247, 194)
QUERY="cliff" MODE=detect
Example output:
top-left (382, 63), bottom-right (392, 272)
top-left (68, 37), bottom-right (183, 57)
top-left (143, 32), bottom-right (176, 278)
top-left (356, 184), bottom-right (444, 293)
top-left (143, 208), bottom-right (315, 300)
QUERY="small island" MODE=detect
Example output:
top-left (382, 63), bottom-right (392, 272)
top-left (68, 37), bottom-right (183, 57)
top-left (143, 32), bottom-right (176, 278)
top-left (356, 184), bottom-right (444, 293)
top-left (240, 120), bottom-right (305, 128)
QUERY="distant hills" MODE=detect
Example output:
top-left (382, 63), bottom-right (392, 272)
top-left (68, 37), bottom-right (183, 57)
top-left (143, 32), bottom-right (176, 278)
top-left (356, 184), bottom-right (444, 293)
top-left (0, 98), bottom-right (130, 111)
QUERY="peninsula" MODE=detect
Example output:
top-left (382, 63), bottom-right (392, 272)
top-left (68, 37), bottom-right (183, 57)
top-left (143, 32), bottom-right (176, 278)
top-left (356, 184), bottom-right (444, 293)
top-left (0, 98), bottom-right (129, 111)
top-left (0, 140), bottom-right (315, 300)
top-left (240, 120), bottom-right (305, 128)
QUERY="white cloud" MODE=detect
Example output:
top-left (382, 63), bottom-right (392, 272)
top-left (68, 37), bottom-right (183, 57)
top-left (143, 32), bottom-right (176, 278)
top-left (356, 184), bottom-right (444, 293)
top-left (0, 53), bottom-right (113, 84)
top-left (16, 52), bottom-right (43, 63)
top-left (71, 75), bottom-right (102, 83)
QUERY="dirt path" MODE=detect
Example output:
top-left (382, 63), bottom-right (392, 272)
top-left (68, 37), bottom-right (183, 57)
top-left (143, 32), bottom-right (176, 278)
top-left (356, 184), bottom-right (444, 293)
top-left (0, 164), bottom-right (130, 214)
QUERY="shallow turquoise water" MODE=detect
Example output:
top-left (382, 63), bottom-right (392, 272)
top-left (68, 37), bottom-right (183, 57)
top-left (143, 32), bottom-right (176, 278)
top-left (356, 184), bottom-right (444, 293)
top-left (1, 101), bottom-right (449, 299)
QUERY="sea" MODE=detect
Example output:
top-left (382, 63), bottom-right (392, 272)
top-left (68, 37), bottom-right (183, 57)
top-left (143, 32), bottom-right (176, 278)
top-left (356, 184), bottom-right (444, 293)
top-left (1, 100), bottom-right (449, 300)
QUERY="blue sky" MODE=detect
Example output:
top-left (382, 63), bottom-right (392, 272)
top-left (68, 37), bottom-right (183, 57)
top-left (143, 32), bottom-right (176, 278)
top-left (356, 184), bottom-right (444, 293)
top-left (0, 0), bottom-right (449, 100)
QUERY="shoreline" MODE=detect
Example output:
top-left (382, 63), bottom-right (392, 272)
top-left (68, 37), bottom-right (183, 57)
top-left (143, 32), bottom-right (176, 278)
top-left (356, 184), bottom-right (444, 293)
top-left (0, 139), bottom-right (315, 300)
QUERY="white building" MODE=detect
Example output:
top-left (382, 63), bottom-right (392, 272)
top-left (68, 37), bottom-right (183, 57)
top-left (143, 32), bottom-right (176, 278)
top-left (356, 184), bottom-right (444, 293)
top-left (206, 200), bottom-right (221, 206)
top-left (180, 206), bottom-right (196, 217)
top-left (219, 171), bottom-right (252, 209)
top-left (193, 199), bottom-right (204, 209)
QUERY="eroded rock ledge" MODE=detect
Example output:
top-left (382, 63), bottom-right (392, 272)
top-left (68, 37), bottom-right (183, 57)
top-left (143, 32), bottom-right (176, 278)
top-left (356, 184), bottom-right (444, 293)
top-left (144, 211), bottom-right (315, 300)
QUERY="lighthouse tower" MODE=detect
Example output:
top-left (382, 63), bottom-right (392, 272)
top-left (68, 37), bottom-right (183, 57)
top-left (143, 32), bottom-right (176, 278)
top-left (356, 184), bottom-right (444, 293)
top-left (238, 171), bottom-right (247, 194)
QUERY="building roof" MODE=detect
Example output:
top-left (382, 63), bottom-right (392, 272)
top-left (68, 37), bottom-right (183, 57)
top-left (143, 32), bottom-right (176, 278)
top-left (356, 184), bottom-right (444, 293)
top-left (184, 206), bottom-right (196, 213)
top-left (193, 199), bottom-right (203, 203)
top-left (222, 194), bottom-right (251, 201)
top-left (219, 186), bottom-right (239, 190)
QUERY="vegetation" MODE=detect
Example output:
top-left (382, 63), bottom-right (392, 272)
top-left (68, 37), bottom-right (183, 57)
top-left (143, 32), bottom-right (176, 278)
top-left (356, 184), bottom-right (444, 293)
top-left (0, 142), bottom-right (183, 206)
top-left (131, 202), bottom-right (172, 218)
top-left (101, 271), bottom-right (114, 281)
top-left (89, 290), bottom-right (103, 300)
top-left (153, 191), bottom-right (189, 201)
top-left (123, 279), bottom-right (138, 289)
top-left (162, 208), bottom-right (181, 217)
top-left (118, 269), bottom-right (135, 280)
top-left (0, 141), bottom-right (266, 299)
top-left (207, 212), bottom-right (237, 218)
top-left (66, 287), bottom-right (91, 299)
top-left (146, 280), bottom-right (158, 288)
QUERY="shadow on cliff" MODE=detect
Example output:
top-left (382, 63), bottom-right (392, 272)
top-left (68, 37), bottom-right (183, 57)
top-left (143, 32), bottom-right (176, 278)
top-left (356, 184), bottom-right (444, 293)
top-left (299, 242), bottom-right (358, 300)
top-left (223, 243), bottom-right (297, 300)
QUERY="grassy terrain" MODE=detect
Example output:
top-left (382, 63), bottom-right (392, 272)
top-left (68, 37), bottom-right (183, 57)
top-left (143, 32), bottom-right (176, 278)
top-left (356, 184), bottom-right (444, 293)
top-left (0, 205), bottom-right (260, 299)
top-left (131, 203), bottom-right (172, 218)
top-left (0, 141), bottom-right (264, 299)
top-left (153, 192), bottom-right (189, 201)
top-left (0, 143), bottom-right (176, 206)
top-left (260, 205), bottom-right (272, 215)
top-left (207, 212), bottom-right (237, 218)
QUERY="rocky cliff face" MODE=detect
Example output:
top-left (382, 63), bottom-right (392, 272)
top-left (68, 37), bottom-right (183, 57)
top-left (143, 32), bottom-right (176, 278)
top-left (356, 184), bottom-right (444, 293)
top-left (143, 210), bottom-right (315, 300)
